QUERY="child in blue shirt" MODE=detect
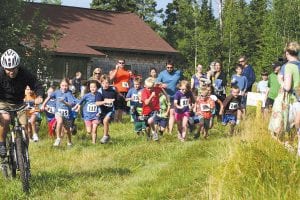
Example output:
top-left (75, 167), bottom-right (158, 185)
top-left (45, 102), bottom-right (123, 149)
top-left (44, 86), bottom-right (56, 137)
top-left (41, 78), bottom-right (78, 147)
top-left (231, 64), bottom-right (248, 119)
top-left (126, 77), bottom-right (143, 122)
top-left (74, 80), bottom-right (101, 144)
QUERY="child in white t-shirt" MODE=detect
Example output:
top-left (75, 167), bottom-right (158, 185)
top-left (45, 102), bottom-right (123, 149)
top-left (257, 71), bottom-right (269, 108)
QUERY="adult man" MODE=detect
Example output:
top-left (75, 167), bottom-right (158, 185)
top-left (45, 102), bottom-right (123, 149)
top-left (0, 49), bottom-right (44, 158)
top-left (239, 56), bottom-right (256, 92)
top-left (109, 59), bottom-right (131, 122)
top-left (156, 60), bottom-right (182, 133)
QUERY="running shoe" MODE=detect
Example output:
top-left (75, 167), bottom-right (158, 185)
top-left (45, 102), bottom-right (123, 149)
top-left (100, 135), bottom-right (110, 144)
top-left (32, 133), bottom-right (39, 142)
top-left (53, 138), bottom-right (61, 146)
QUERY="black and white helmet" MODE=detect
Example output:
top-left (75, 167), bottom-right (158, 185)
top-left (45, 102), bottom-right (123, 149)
top-left (1, 49), bottom-right (20, 69)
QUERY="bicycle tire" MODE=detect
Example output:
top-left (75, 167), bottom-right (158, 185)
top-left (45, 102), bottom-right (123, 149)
top-left (9, 141), bottom-right (17, 178)
top-left (16, 136), bottom-right (30, 193)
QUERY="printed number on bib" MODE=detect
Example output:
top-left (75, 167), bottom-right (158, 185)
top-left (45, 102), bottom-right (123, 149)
top-left (200, 103), bottom-right (210, 112)
top-left (58, 108), bottom-right (69, 117)
top-left (229, 102), bottom-right (238, 110)
top-left (132, 94), bottom-right (139, 102)
top-left (87, 104), bottom-right (97, 113)
top-left (47, 106), bottom-right (55, 114)
top-left (180, 98), bottom-right (189, 107)
top-left (122, 82), bottom-right (129, 88)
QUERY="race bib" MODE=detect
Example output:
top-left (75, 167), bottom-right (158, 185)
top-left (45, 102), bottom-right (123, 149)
top-left (122, 82), bottom-right (129, 88)
top-left (104, 102), bottom-right (113, 107)
top-left (180, 98), bottom-right (189, 107)
top-left (58, 108), bottom-right (69, 117)
top-left (47, 106), bottom-right (55, 114)
top-left (87, 103), bottom-right (97, 113)
top-left (229, 102), bottom-right (238, 110)
top-left (132, 94), bottom-right (139, 102)
top-left (200, 103), bottom-right (210, 112)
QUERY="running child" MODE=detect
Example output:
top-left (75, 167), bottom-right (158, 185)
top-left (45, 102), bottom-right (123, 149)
top-left (193, 87), bottom-right (215, 139)
top-left (207, 85), bottom-right (223, 128)
top-left (256, 71), bottom-right (269, 110)
top-left (44, 86), bottom-right (56, 138)
top-left (141, 77), bottom-right (167, 141)
top-left (155, 87), bottom-right (171, 135)
top-left (222, 86), bottom-right (242, 136)
top-left (96, 75), bottom-right (118, 144)
top-left (231, 64), bottom-right (248, 120)
top-left (24, 85), bottom-right (40, 142)
top-left (126, 77), bottom-right (143, 121)
top-left (73, 80), bottom-right (101, 144)
top-left (131, 91), bottom-right (147, 135)
top-left (174, 80), bottom-right (194, 142)
top-left (41, 78), bottom-right (78, 147)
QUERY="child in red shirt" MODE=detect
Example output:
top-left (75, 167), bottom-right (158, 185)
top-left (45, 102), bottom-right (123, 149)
top-left (141, 77), bottom-right (168, 141)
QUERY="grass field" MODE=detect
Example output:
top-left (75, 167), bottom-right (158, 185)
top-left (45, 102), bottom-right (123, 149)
top-left (0, 110), bottom-right (299, 199)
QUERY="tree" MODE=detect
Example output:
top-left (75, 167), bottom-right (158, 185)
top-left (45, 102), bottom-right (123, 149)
top-left (91, 0), bottom-right (162, 31)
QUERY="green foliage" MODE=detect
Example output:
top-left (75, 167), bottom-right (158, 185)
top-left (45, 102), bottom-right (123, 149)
top-left (40, 0), bottom-right (62, 5)
top-left (91, 0), bottom-right (163, 31)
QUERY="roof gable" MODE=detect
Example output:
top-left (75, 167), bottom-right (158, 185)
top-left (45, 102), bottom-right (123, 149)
top-left (23, 3), bottom-right (178, 57)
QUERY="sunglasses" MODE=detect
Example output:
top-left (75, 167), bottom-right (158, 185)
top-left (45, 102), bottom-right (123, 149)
top-left (118, 62), bottom-right (125, 64)
top-left (166, 67), bottom-right (173, 69)
top-left (94, 72), bottom-right (101, 75)
top-left (5, 67), bottom-right (18, 72)
top-left (239, 60), bottom-right (245, 63)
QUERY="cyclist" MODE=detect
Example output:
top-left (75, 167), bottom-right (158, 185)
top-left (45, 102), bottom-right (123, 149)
top-left (0, 49), bottom-right (44, 158)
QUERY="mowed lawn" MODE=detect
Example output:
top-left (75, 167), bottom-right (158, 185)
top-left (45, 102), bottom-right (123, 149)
top-left (0, 112), bottom-right (300, 199)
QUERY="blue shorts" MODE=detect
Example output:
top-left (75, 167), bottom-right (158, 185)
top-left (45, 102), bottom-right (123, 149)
top-left (155, 116), bottom-right (168, 128)
top-left (222, 114), bottom-right (237, 125)
top-left (191, 115), bottom-right (210, 129)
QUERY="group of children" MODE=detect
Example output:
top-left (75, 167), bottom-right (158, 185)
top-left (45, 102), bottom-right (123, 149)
top-left (23, 67), bottom-right (249, 146)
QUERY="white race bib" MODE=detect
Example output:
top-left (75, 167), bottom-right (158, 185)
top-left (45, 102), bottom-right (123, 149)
top-left (180, 98), bottom-right (189, 107)
top-left (47, 106), bottom-right (55, 114)
top-left (132, 94), bottom-right (139, 102)
top-left (87, 103), bottom-right (97, 113)
top-left (122, 82), bottom-right (129, 88)
top-left (58, 108), bottom-right (69, 117)
top-left (229, 102), bottom-right (238, 110)
top-left (200, 103), bottom-right (210, 112)
top-left (104, 102), bottom-right (113, 107)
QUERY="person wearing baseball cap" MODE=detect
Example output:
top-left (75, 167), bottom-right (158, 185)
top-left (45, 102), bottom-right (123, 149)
top-left (264, 61), bottom-right (281, 114)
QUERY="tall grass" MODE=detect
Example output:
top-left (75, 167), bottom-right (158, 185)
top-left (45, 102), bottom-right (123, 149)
top-left (0, 111), bottom-right (299, 199)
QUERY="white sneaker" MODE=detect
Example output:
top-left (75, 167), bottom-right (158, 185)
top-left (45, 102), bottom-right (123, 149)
top-left (152, 132), bottom-right (159, 141)
top-left (67, 142), bottom-right (73, 147)
top-left (100, 135), bottom-right (110, 144)
top-left (53, 138), bottom-right (61, 146)
top-left (32, 133), bottom-right (39, 142)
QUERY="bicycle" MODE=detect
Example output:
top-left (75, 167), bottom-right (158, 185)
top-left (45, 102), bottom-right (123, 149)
top-left (0, 104), bottom-right (31, 193)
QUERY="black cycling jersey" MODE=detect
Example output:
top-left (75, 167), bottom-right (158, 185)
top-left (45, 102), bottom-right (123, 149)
top-left (0, 67), bottom-right (44, 104)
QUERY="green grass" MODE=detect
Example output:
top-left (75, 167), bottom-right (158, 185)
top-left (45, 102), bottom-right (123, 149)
top-left (0, 111), bottom-right (299, 199)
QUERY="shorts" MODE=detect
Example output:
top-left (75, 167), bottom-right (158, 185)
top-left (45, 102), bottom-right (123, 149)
top-left (115, 92), bottom-right (129, 112)
top-left (155, 116), bottom-right (168, 128)
top-left (134, 121), bottom-right (147, 132)
top-left (192, 115), bottom-right (210, 129)
top-left (84, 119), bottom-right (100, 127)
top-left (222, 114), bottom-right (237, 125)
top-left (55, 113), bottom-right (73, 128)
top-left (99, 111), bottom-right (115, 122)
top-left (143, 111), bottom-right (158, 126)
top-left (265, 98), bottom-right (274, 109)
top-left (0, 101), bottom-right (27, 125)
top-left (175, 112), bottom-right (190, 121)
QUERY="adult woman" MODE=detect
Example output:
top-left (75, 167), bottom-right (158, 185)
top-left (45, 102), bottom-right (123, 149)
top-left (149, 67), bottom-right (157, 79)
top-left (89, 67), bottom-right (102, 83)
top-left (191, 64), bottom-right (206, 96)
top-left (282, 42), bottom-right (300, 155)
top-left (212, 61), bottom-right (227, 101)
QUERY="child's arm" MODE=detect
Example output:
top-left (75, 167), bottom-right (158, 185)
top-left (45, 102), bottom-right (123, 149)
top-left (95, 99), bottom-right (114, 106)
top-left (217, 99), bottom-right (224, 115)
top-left (40, 96), bottom-right (51, 111)
top-left (144, 91), bottom-right (155, 105)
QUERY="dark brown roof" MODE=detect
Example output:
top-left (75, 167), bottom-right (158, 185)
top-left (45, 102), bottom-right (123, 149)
top-left (23, 3), bottom-right (178, 57)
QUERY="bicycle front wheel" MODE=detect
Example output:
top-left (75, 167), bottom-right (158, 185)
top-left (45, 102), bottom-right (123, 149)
top-left (16, 137), bottom-right (30, 193)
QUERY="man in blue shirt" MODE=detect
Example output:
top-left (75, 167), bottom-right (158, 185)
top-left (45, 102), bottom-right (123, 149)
top-left (239, 56), bottom-right (256, 92)
top-left (156, 60), bottom-right (182, 133)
